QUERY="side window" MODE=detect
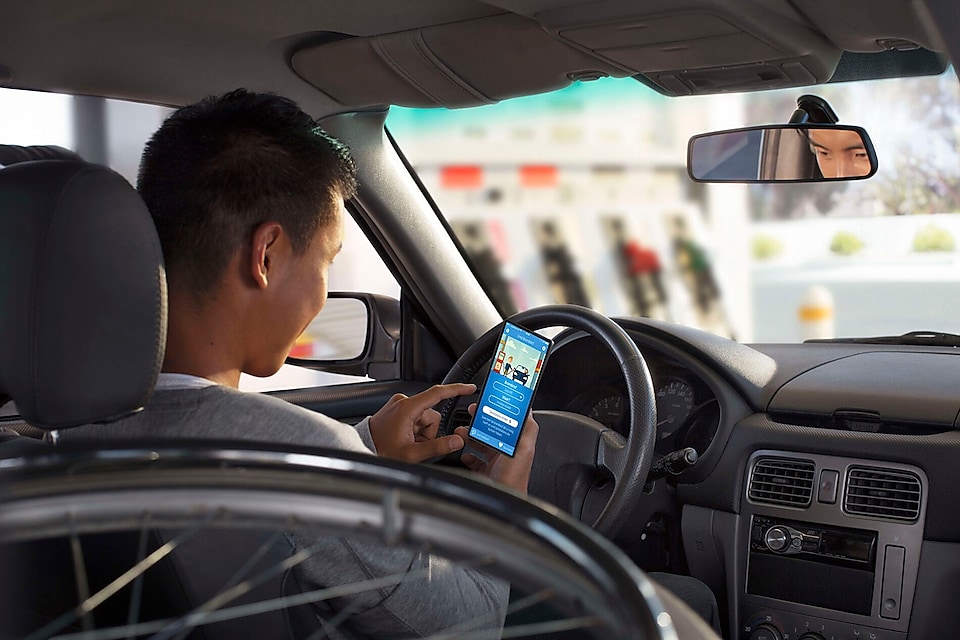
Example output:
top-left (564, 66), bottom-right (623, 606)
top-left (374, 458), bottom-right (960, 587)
top-left (0, 88), bottom-right (74, 149)
top-left (0, 87), bottom-right (400, 395)
top-left (0, 88), bottom-right (171, 183)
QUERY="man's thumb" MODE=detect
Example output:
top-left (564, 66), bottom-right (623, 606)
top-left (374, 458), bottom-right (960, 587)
top-left (408, 434), bottom-right (464, 462)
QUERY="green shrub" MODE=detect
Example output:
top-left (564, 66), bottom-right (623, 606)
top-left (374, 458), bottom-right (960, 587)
top-left (830, 231), bottom-right (864, 256)
top-left (752, 234), bottom-right (784, 260)
top-left (912, 224), bottom-right (955, 252)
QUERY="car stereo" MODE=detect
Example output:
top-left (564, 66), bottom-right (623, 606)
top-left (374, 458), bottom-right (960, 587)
top-left (750, 516), bottom-right (876, 564)
top-left (748, 516), bottom-right (877, 616)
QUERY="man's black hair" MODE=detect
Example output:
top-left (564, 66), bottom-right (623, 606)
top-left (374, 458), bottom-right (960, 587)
top-left (137, 88), bottom-right (358, 298)
top-left (796, 128), bottom-right (824, 179)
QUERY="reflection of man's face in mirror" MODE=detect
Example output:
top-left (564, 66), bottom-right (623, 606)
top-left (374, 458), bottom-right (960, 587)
top-left (807, 128), bottom-right (871, 178)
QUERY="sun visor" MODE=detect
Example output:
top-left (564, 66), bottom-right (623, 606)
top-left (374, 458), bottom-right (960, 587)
top-left (535, 2), bottom-right (842, 96)
top-left (292, 0), bottom-right (927, 104)
top-left (790, 0), bottom-right (946, 54)
top-left (291, 14), bottom-right (626, 109)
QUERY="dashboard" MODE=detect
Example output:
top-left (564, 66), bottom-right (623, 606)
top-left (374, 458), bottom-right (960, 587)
top-left (535, 322), bottom-right (726, 460)
top-left (560, 358), bottom-right (718, 457)
top-left (271, 313), bottom-right (960, 640)
top-left (531, 317), bottom-right (960, 640)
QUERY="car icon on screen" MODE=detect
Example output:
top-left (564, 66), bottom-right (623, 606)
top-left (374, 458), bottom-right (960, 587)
top-left (512, 365), bottom-right (530, 385)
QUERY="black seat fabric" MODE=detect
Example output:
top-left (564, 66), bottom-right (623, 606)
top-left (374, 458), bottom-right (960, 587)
top-left (0, 144), bottom-right (83, 168)
top-left (0, 160), bottom-right (166, 428)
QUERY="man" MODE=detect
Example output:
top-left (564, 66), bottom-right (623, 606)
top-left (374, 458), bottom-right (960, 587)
top-left (502, 355), bottom-right (514, 377)
top-left (806, 127), bottom-right (872, 178)
top-left (60, 89), bottom-right (538, 637)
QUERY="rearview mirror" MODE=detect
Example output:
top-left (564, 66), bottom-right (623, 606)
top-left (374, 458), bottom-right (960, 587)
top-left (687, 124), bottom-right (877, 183)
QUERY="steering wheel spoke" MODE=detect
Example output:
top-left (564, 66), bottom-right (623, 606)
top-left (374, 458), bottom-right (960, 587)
top-left (527, 410), bottom-right (606, 516)
top-left (597, 429), bottom-right (628, 476)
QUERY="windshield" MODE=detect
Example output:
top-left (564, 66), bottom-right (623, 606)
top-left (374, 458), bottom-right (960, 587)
top-left (387, 68), bottom-right (960, 343)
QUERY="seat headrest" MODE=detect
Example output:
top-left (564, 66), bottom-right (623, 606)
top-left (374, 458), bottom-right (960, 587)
top-left (0, 144), bottom-right (83, 168)
top-left (0, 160), bottom-right (167, 429)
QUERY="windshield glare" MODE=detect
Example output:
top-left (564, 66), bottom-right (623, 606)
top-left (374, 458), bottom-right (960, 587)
top-left (387, 68), bottom-right (960, 344)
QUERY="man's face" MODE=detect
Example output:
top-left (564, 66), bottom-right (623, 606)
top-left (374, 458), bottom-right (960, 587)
top-left (246, 197), bottom-right (345, 377)
top-left (807, 129), bottom-right (872, 178)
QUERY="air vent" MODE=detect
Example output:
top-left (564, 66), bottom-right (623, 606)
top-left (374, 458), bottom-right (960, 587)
top-left (844, 467), bottom-right (922, 521)
top-left (748, 457), bottom-right (815, 507)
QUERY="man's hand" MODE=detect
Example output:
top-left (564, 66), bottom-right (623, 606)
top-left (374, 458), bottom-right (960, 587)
top-left (368, 383), bottom-right (475, 462)
top-left (455, 404), bottom-right (539, 494)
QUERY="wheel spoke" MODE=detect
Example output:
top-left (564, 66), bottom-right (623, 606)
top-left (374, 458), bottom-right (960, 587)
top-left (49, 556), bottom-right (496, 640)
top-left (300, 583), bottom-right (376, 640)
top-left (126, 512), bottom-right (153, 638)
top-left (165, 530), bottom-right (286, 640)
top-left (2, 448), bottom-right (663, 640)
top-left (149, 529), bottom-right (325, 640)
top-left (150, 554), bottom-right (496, 639)
top-left (421, 588), bottom-right (559, 640)
top-left (27, 510), bottom-right (221, 640)
top-left (69, 514), bottom-right (94, 633)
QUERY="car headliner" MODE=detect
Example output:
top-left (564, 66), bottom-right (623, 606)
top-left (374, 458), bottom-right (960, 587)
top-left (0, 0), bottom-right (955, 118)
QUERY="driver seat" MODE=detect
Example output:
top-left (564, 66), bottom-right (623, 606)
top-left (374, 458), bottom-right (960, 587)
top-left (0, 159), bottom-right (306, 639)
top-left (0, 157), bottom-right (165, 432)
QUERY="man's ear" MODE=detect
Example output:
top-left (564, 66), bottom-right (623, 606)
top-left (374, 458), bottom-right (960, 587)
top-left (249, 222), bottom-right (284, 289)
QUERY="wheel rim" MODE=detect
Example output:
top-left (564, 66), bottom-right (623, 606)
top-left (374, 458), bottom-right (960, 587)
top-left (0, 444), bottom-right (673, 640)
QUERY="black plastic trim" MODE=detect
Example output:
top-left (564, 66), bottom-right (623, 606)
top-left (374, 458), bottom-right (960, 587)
top-left (676, 413), bottom-right (960, 541)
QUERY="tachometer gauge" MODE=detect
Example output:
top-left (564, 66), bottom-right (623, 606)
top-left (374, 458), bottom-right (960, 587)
top-left (586, 394), bottom-right (627, 431)
top-left (655, 378), bottom-right (695, 439)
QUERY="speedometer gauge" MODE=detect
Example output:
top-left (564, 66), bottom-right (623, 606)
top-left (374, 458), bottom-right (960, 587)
top-left (655, 378), bottom-right (695, 439)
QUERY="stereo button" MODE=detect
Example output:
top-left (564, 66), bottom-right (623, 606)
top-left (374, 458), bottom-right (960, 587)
top-left (764, 526), bottom-right (790, 552)
top-left (881, 545), bottom-right (905, 620)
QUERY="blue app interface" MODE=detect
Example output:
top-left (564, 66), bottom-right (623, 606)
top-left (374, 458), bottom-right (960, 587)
top-left (468, 323), bottom-right (550, 456)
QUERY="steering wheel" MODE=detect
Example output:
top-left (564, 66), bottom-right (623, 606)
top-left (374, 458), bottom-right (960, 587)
top-left (439, 305), bottom-right (657, 538)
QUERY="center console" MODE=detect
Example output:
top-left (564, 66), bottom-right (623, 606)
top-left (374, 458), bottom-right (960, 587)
top-left (738, 450), bottom-right (926, 640)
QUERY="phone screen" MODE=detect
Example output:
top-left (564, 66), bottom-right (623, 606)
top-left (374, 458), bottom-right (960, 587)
top-left (467, 322), bottom-right (552, 456)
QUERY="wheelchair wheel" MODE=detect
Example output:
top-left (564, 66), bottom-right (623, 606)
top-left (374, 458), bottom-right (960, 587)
top-left (0, 443), bottom-right (676, 640)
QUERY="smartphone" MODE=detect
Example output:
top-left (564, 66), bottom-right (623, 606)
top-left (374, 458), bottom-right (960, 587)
top-left (466, 321), bottom-right (552, 458)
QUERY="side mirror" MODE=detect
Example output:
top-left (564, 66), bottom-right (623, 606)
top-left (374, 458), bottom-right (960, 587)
top-left (687, 124), bottom-right (878, 183)
top-left (286, 292), bottom-right (400, 380)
